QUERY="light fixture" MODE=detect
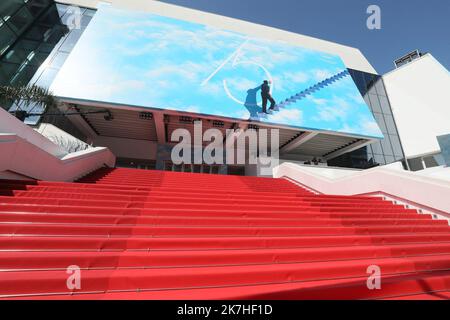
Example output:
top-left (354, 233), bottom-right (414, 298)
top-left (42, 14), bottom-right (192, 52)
top-left (213, 120), bottom-right (224, 128)
top-left (139, 112), bottom-right (153, 120)
top-left (104, 111), bottom-right (114, 121)
top-left (179, 116), bottom-right (193, 123)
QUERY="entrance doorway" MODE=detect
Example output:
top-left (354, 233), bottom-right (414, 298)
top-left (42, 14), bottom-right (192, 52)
top-left (162, 161), bottom-right (222, 174)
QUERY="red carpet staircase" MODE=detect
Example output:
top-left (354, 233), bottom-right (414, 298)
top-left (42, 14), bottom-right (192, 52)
top-left (0, 168), bottom-right (449, 299)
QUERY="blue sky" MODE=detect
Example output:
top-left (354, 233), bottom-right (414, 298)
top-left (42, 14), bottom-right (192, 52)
top-left (51, 4), bottom-right (383, 138)
top-left (161, 0), bottom-right (450, 74)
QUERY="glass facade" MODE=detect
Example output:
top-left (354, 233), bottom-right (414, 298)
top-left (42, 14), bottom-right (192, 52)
top-left (1, 3), bottom-right (406, 170)
top-left (328, 69), bottom-right (406, 169)
top-left (0, 0), bottom-right (96, 139)
top-left (437, 134), bottom-right (450, 167)
top-left (404, 153), bottom-right (445, 171)
top-left (1, 0), bottom-right (63, 88)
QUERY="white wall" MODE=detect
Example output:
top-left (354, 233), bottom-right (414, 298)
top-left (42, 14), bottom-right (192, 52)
top-left (92, 136), bottom-right (157, 160)
top-left (0, 134), bottom-right (115, 181)
top-left (57, 0), bottom-right (377, 74)
top-left (0, 108), bottom-right (66, 158)
top-left (383, 54), bottom-right (450, 159)
top-left (35, 123), bottom-right (90, 153)
top-left (0, 107), bottom-right (115, 181)
top-left (414, 166), bottom-right (450, 181)
top-left (274, 162), bottom-right (450, 217)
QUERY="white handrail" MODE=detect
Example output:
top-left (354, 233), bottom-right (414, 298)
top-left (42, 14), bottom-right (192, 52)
top-left (273, 162), bottom-right (450, 216)
top-left (1, 107), bottom-right (115, 181)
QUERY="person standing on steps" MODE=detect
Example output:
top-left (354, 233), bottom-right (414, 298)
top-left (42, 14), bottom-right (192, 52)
top-left (261, 80), bottom-right (276, 114)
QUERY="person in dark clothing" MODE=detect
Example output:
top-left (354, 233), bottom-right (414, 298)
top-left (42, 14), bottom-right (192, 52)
top-left (261, 80), bottom-right (276, 113)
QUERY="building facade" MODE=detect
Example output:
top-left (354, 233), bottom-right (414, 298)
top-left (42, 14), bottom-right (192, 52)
top-left (1, 0), bottom-right (95, 139)
top-left (4, 0), bottom-right (444, 176)
top-left (328, 69), bottom-right (405, 169)
top-left (382, 53), bottom-right (450, 171)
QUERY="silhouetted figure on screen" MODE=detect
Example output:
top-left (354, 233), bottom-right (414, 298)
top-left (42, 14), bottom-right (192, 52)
top-left (261, 80), bottom-right (276, 114)
top-left (244, 86), bottom-right (262, 119)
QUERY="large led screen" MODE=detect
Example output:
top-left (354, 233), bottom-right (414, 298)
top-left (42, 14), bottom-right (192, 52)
top-left (50, 4), bottom-right (383, 139)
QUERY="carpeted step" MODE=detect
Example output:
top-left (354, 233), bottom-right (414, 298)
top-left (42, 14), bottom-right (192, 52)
top-left (1, 255), bottom-right (450, 297)
top-left (0, 167), bottom-right (448, 300)
top-left (1, 243), bottom-right (450, 271)
top-left (2, 234), bottom-right (450, 251)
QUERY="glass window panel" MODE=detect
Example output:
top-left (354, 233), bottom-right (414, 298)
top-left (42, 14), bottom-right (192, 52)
top-left (38, 4), bottom-right (65, 28)
top-left (28, 0), bottom-right (51, 7)
top-left (7, 99), bottom-right (25, 112)
top-left (367, 144), bottom-right (375, 156)
top-left (61, 7), bottom-right (86, 26)
top-left (366, 152), bottom-right (375, 162)
top-left (373, 112), bottom-right (387, 133)
top-left (389, 134), bottom-right (403, 157)
top-left (6, 6), bottom-right (33, 35)
top-left (26, 65), bottom-right (43, 85)
top-left (59, 29), bottom-right (82, 52)
top-left (350, 70), bottom-right (367, 95)
top-left (22, 50), bottom-right (48, 67)
top-left (378, 95), bottom-right (392, 115)
top-left (22, 24), bottom-right (48, 41)
top-left (48, 51), bottom-right (68, 68)
top-left (84, 9), bottom-right (96, 17)
top-left (371, 141), bottom-right (383, 155)
top-left (55, 4), bottom-right (70, 17)
top-left (43, 25), bottom-right (68, 46)
top-left (384, 155), bottom-right (395, 164)
top-left (368, 94), bottom-right (382, 113)
top-left (408, 158), bottom-right (424, 171)
top-left (423, 156), bottom-right (439, 168)
top-left (3, 46), bottom-right (27, 64)
top-left (37, 41), bottom-right (56, 54)
top-left (0, 23), bottom-right (16, 55)
top-left (373, 154), bottom-right (386, 165)
top-left (26, 0), bottom-right (49, 18)
top-left (0, 61), bottom-right (19, 85)
top-left (80, 12), bottom-right (94, 28)
top-left (363, 72), bottom-right (376, 92)
top-left (363, 147), bottom-right (372, 158)
top-left (374, 79), bottom-right (387, 96)
top-left (363, 95), bottom-right (371, 107)
top-left (380, 137), bottom-right (394, 155)
top-left (367, 85), bottom-right (377, 96)
top-left (10, 64), bottom-right (38, 86)
top-left (0, 0), bottom-right (24, 21)
top-left (24, 114), bottom-right (40, 125)
top-left (352, 146), bottom-right (370, 157)
top-left (384, 116), bottom-right (398, 134)
top-left (433, 154), bottom-right (445, 166)
top-left (11, 38), bottom-right (40, 52)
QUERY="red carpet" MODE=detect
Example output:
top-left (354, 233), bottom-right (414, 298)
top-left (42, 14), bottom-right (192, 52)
top-left (0, 167), bottom-right (449, 299)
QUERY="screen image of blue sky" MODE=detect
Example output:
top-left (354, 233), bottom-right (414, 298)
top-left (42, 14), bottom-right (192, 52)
top-left (50, 4), bottom-right (383, 139)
